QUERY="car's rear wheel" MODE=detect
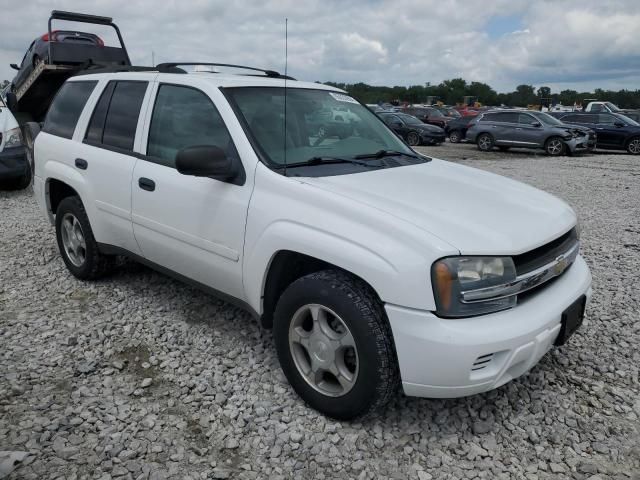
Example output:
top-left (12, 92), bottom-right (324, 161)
top-left (626, 136), bottom-right (640, 154)
top-left (55, 196), bottom-right (114, 280)
top-left (477, 133), bottom-right (494, 151)
top-left (545, 136), bottom-right (565, 156)
top-left (407, 131), bottom-right (421, 146)
top-left (273, 270), bottom-right (399, 420)
top-left (448, 130), bottom-right (462, 143)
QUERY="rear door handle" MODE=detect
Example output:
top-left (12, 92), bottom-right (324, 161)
top-left (75, 158), bottom-right (88, 170)
top-left (138, 177), bottom-right (155, 192)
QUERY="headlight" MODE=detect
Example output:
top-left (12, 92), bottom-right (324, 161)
top-left (431, 256), bottom-right (517, 317)
top-left (3, 127), bottom-right (22, 148)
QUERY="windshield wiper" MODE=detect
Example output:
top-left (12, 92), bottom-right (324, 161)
top-left (286, 156), bottom-right (384, 169)
top-left (354, 149), bottom-right (424, 160)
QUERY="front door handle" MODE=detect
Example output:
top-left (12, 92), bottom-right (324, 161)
top-left (75, 158), bottom-right (88, 170)
top-left (138, 177), bottom-right (155, 192)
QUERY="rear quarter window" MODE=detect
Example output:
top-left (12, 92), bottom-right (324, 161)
top-left (43, 81), bottom-right (98, 139)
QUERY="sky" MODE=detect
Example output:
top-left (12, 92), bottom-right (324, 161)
top-left (1, 0), bottom-right (639, 93)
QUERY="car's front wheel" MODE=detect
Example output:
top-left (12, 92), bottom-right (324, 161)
top-left (626, 136), bottom-right (640, 154)
top-left (273, 270), bottom-right (399, 420)
top-left (55, 196), bottom-right (114, 280)
top-left (477, 133), bottom-right (494, 151)
top-left (448, 130), bottom-right (462, 143)
top-left (545, 136), bottom-right (565, 156)
top-left (406, 131), bottom-right (421, 146)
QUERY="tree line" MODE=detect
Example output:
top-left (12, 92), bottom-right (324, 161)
top-left (323, 78), bottom-right (640, 109)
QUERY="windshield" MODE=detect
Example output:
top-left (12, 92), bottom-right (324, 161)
top-left (530, 111), bottom-right (564, 126)
top-left (605, 102), bottom-right (621, 113)
top-left (396, 114), bottom-right (423, 125)
top-left (616, 113), bottom-right (640, 126)
top-left (225, 87), bottom-right (414, 167)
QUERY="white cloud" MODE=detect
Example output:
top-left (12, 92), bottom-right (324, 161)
top-left (0, 0), bottom-right (639, 92)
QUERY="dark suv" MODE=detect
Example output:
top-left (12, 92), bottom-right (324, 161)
top-left (466, 110), bottom-right (595, 156)
top-left (554, 112), bottom-right (640, 154)
top-left (378, 112), bottom-right (445, 146)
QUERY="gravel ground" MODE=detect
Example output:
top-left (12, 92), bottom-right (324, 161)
top-left (1, 144), bottom-right (639, 480)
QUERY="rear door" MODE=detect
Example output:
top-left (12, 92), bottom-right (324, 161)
top-left (130, 81), bottom-right (253, 300)
top-left (73, 77), bottom-right (153, 254)
top-left (489, 112), bottom-right (518, 144)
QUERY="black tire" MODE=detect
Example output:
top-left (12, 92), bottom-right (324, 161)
top-left (498, 146), bottom-right (510, 152)
top-left (477, 133), bottom-right (494, 151)
top-left (544, 136), bottom-right (565, 156)
top-left (626, 136), bottom-right (640, 155)
top-left (406, 131), bottom-right (421, 146)
top-left (55, 196), bottom-right (114, 280)
top-left (448, 130), bottom-right (462, 143)
top-left (273, 270), bottom-right (399, 420)
top-left (0, 170), bottom-right (31, 191)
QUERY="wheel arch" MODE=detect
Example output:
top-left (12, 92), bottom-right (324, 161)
top-left (259, 250), bottom-right (383, 329)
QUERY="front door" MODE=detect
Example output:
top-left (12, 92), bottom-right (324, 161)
top-left (131, 82), bottom-right (253, 300)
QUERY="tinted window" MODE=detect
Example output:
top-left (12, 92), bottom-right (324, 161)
top-left (101, 81), bottom-right (148, 150)
top-left (85, 82), bottom-right (116, 143)
top-left (43, 81), bottom-right (97, 139)
top-left (597, 114), bottom-right (615, 124)
top-left (483, 112), bottom-right (517, 123)
top-left (518, 113), bottom-right (538, 125)
top-left (147, 85), bottom-right (237, 168)
top-left (564, 114), bottom-right (596, 124)
top-left (381, 114), bottom-right (401, 126)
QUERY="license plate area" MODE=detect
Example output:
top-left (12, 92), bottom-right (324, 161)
top-left (555, 295), bottom-right (586, 346)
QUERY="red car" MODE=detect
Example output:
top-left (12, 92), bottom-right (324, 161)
top-left (402, 106), bottom-right (451, 129)
top-left (454, 106), bottom-right (480, 117)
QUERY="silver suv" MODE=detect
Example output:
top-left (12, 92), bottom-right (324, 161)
top-left (467, 110), bottom-right (594, 156)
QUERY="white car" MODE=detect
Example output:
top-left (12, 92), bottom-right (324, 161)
top-left (32, 65), bottom-right (592, 419)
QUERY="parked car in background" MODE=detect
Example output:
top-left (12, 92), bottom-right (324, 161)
top-left (378, 112), bottom-right (446, 146)
top-left (403, 106), bottom-right (450, 129)
top-left (467, 110), bottom-right (593, 155)
top-left (366, 104), bottom-right (386, 114)
top-left (10, 30), bottom-right (105, 91)
top-left (0, 96), bottom-right (29, 189)
top-left (454, 105), bottom-right (480, 117)
top-left (444, 117), bottom-right (475, 143)
top-left (434, 106), bottom-right (461, 118)
top-left (554, 112), bottom-right (640, 154)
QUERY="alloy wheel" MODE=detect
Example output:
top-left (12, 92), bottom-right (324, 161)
top-left (547, 139), bottom-right (563, 155)
top-left (628, 138), bottom-right (640, 154)
top-left (60, 213), bottom-right (87, 267)
top-left (478, 134), bottom-right (492, 150)
top-left (288, 304), bottom-right (359, 397)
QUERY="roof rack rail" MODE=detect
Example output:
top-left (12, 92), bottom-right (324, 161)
top-left (156, 62), bottom-right (295, 80)
top-left (74, 62), bottom-right (160, 76)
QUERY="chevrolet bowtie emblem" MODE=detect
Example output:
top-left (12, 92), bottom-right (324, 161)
top-left (554, 255), bottom-right (568, 275)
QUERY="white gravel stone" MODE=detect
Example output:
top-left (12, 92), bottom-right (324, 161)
top-left (1, 145), bottom-right (639, 478)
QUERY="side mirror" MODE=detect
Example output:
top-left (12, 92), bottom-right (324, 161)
top-left (614, 121), bottom-right (625, 127)
top-left (175, 145), bottom-right (240, 183)
top-left (10, 63), bottom-right (19, 70)
top-left (532, 122), bottom-right (542, 127)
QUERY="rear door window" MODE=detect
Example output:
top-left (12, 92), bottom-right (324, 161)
top-left (84, 80), bottom-right (148, 151)
top-left (43, 81), bottom-right (98, 139)
top-left (597, 114), bottom-right (615, 124)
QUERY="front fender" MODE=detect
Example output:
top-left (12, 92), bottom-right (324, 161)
top-left (243, 219), bottom-right (436, 315)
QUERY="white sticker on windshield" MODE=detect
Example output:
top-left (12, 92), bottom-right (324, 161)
top-left (329, 92), bottom-right (359, 104)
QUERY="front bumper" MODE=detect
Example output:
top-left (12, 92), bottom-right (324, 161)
top-left (565, 136), bottom-right (591, 153)
top-left (386, 255), bottom-right (592, 398)
top-left (420, 132), bottom-right (446, 144)
top-left (0, 145), bottom-right (28, 179)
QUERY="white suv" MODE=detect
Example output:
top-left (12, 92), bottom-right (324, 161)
top-left (33, 65), bottom-right (592, 419)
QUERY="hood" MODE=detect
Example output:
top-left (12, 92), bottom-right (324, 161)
top-left (300, 159), bottom-right (576, 255)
